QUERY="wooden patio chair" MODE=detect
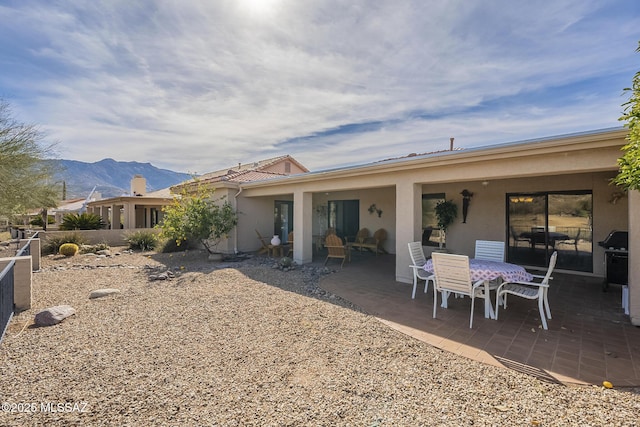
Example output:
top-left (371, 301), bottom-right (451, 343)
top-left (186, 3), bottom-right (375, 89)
top-left (317, 227), bottom-right (336, 251)
top-left (347, 228), bottom-right (370, 252)
top-left (324, 233), bottom-right (350, 268)
top-left (350, 228), bottom-right (387, 255)
top-left (408, 241), bottom-right (435, 299)
top-left (431, 252), bottom-right (488, 328)
top-left (255, 229), bottom-right (270, 255)
top-left (495, 251), bottom-right (557, 330)
top-left (286, 231), bottom-right (294, 256)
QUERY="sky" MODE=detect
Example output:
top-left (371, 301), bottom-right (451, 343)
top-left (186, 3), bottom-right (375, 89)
top-left (1, 1), bottom-right (639, 175)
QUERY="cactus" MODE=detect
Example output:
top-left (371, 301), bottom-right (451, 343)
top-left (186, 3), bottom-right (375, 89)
top-left (59, 243), bottom-right (79, 257)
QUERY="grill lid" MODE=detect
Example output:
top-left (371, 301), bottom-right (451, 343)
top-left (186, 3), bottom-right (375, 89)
top-left (598, 230), bottom-right (628, 250)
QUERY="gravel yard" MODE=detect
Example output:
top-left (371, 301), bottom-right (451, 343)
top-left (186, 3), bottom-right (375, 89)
top-left (1, 248), bottom-right (639, 426)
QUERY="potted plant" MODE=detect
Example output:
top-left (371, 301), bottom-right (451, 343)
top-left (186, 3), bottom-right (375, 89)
top-left (434, 199), bottom-right (458, 249)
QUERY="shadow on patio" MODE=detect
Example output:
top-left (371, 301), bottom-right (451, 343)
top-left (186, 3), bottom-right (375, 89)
top-left (318, 251), bottom-right (640, 387)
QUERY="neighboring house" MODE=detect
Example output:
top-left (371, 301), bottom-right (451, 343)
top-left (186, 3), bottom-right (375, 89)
top-left (86, 175), bottom-right (174, 230)
top-left (192, 128), bottom-right (637, 325)
top-left (88, 156), bottom-right (310, 232)
top-left (50, 190), bottom-right (103, 225)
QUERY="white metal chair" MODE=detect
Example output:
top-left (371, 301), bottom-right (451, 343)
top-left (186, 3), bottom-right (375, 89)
top-left (495, 251), bottom-right (557, 330)
top-left (474, 240), bottom-right (506, 294)
top-left (474, 240), bottom-right (505, 262)
top-left (407, 242), bottom-right (435, 299)
top-left (431, 252), bottom-right (487, 328)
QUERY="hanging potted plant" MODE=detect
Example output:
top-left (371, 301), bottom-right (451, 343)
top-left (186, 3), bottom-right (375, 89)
top-left (434, 199), bottom-right (458, 249)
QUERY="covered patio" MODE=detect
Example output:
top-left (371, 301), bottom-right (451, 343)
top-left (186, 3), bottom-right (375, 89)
top-left (317, 252), bottom-right (640, 387)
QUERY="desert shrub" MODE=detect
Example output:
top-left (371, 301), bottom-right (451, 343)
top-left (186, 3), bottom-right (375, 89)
top-left (43, 232), bottom-right (87, 254)
top-left (279, 257), bottom-right (293, 268)
top-left (159, 237), bottom-right (195, 253)
top-left (60, 213), bottom-right (105, 230)
top-left (29, 215), bottom-right (55, 226)
top-left (79, 243), bottom-right (110, 254)
top-left (59, 243), bottom-right (79, 256)
top-left (125, 230), bottom-right (159, 251)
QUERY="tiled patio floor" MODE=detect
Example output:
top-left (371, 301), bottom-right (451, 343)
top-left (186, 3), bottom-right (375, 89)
top-left (317, 251), bottom-right (640, 387)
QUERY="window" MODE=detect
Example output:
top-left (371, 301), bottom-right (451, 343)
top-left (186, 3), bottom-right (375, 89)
top-left (422, 193), bottom-right (445, 246)
top-left (507, 191), bottom-right (592, 272)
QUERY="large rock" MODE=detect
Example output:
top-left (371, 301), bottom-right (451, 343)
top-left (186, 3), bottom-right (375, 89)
top-left (34, 305), bottom-right (76, 326)
top-left (89, 288), bottom-right (121, 299)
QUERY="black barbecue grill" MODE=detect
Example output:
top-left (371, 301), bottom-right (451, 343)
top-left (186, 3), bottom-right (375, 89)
top-left (598, 230), bottom-right (628, 291)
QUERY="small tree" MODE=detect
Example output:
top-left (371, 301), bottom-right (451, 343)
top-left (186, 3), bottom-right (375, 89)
top-left (614, 42), bottom-right (640, 191)
top-left (0, 99), bottom-right (58, 219)
top-left (159, 183), bottom-right (238, 255)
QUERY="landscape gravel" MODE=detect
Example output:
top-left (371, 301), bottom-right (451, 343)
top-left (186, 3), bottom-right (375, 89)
top-left (1, 247), bottom-right (639, 426)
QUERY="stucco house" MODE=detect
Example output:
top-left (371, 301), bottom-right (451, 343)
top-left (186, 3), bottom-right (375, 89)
top-left (172, 154), bottom-right (309, 250)
top-left (179, 128), bottom-right (637, 325)
top-left (86, 175), bottom-right (174, 230)
top-left (85, 155), bottom-right (309, 232)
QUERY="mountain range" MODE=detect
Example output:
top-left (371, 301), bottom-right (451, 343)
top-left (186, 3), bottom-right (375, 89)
top-left (49, 158), bottom-right (192, 199)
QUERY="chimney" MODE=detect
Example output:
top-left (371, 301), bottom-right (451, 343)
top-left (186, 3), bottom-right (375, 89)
top-left (450, 137), bottom-right (454, 151)
top-left (130, 175), bottom-right (146, 196)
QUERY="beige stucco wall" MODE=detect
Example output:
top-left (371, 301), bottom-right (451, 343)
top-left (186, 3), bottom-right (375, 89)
top-left (40, 229), bottom-right (162, 247)
top-left (0, 256), bottom-right (32, 311)
top-left (18, 238), bottom-right (40, 271)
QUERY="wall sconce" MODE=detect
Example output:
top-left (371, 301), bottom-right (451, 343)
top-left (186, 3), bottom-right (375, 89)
top-left (460, 189), bottom-right (473, 223)
top-left (368, 203), bottom-right (383, 217)
top-left (609, 191), bottom-right (626, 205)
top-left (481, 181), bottom-right (489, 187)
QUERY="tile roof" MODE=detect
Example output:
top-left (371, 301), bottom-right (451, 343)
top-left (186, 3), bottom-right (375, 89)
top-left (198, 155), bottom-right (293, 181)
top-left (182, 154), bottom-right (304, 185)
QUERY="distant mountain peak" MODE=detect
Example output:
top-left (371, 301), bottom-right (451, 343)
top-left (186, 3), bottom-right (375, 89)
top-left (50, 159), bottom-right (191, 199)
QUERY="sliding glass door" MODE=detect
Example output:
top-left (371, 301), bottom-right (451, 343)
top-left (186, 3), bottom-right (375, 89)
top-left (507, 192), bottom-right (592, 272)
top-left (274, 201), bottom-right (293, 243)
top-left (328, 200), bottom-right (359, 242)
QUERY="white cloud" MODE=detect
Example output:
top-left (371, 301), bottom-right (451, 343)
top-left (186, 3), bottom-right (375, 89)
top-left (0, 0), bottom-right (637, 173)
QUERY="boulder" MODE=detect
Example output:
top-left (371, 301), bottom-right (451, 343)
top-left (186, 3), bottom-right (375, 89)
top-left (149, 271), bottom-right (175, 281)
top-left (89, 288), bottom-right (121, 299)
top-left (34, 305), bottom-right (76, 326)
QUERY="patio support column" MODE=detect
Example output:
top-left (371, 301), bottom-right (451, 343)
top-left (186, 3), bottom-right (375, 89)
top-left (629, 190), bottom-right (639, 326)
top-left (99, 206), bottom-right (109, 228)
top-left (293, 190), bottom-right (313, 265)
top-left (111, 204), bottom-right (120, 230)
top-left (145, 207), bottom-right (151, 228)
top-left (395, 182), bottom-right (422, 284)
top-left (123, 203), bottom-right (135, 229)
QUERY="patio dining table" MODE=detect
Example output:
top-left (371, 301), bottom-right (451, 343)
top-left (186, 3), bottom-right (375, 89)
top-left (423, 258), bottom-right (533, 319)
top-left (518, 231), bottom-right (570, 249)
